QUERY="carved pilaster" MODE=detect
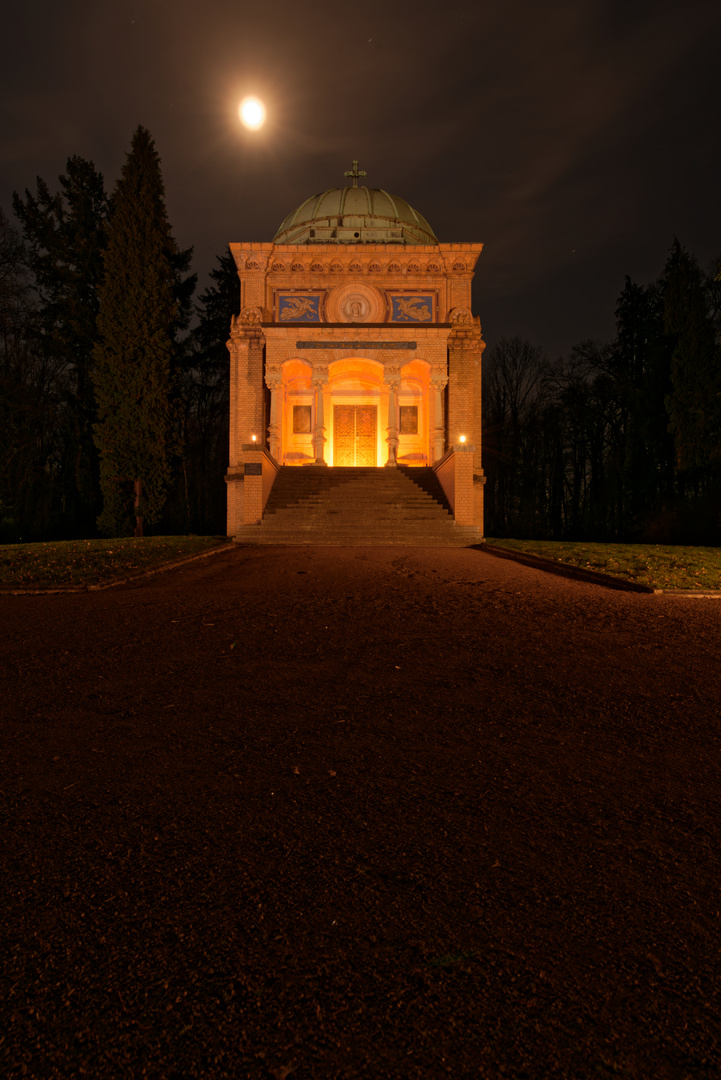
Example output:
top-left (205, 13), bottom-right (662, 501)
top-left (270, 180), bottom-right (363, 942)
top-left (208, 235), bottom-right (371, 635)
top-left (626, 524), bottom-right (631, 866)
top-left (228, 309), bottom-right (266, 464)
top-left (430, 373), bottom-right (448, 463)
top-left (384, 364), bottom-right (401, 468)
top-left (447, 308), bottom-right (483, 449)
top-left (227, 336), bottom-right (240, 466)
top-left (311, 364), bottom-right (329, 465)
top-left (264, 363), bottom-right (283, 461)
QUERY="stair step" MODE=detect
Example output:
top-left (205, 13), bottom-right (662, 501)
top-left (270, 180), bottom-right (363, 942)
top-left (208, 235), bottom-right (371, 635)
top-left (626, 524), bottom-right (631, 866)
top-left (234, 465), bottom-right (480, 547)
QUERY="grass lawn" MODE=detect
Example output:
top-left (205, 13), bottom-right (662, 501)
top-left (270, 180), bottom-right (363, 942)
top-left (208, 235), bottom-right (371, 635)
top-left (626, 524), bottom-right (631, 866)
top-left (0, 536), bottom-right (229, 590)
top-left (486, 539), bottom-right (721, 591)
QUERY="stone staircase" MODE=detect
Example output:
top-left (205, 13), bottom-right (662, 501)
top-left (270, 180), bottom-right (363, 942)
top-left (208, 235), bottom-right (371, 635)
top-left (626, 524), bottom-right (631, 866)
top-left (233, 466), bottom-right (481, 546)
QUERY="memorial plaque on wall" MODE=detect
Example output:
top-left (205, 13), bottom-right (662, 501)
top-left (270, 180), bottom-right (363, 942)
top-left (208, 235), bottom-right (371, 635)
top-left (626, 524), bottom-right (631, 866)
top-left (293, 405), bottom-right (312, 433)
top-left (399, 405), bottom-right (419, 434)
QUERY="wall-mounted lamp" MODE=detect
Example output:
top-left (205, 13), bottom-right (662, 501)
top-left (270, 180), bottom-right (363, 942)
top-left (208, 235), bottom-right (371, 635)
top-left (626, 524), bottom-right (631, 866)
top-left (251, 434), bottom-right (257, 443)
top-left (459, 435), bottom-right (466, 445)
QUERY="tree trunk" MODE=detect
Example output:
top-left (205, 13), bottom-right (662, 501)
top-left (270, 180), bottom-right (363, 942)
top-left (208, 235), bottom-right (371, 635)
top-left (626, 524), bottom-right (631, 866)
top-left (134, 478), bottom-right (144, 538)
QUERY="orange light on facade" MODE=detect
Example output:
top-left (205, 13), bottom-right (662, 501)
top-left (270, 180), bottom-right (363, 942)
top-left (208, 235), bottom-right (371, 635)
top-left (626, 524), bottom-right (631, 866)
top-left (225, 166), bottom-right (485, 537)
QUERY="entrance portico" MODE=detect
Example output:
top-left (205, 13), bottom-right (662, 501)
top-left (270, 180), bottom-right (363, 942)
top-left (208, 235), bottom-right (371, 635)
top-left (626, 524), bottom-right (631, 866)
top-left (262, 338), bottom-right (438, 470)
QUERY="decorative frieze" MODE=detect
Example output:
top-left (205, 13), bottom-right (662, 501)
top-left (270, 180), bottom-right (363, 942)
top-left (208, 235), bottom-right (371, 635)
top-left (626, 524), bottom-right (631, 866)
top-left (295, 340), bottom-right (418, 350)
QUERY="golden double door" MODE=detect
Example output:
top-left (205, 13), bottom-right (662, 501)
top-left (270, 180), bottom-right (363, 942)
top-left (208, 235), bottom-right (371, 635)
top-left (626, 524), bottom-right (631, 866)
top-left (333, 405), bottom-right (377, 467)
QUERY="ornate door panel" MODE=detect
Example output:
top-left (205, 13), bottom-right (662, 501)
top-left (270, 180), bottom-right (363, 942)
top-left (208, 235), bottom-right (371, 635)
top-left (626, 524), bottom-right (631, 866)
top-left (355, 406), bottom-right (376, 465)
top-left (334, 405), bottom-right (377, 466)
top-left (334, 405), bottom-right (355, 466)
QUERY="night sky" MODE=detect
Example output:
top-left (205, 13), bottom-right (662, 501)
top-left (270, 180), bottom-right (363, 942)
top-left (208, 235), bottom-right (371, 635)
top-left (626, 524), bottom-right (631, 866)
top-left (2, 0), bottom-right (720, 358)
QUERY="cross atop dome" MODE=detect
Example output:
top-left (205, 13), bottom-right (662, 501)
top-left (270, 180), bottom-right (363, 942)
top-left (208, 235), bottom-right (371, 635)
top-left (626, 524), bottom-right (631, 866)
top-left (344, 160), bottom-right (367, 187)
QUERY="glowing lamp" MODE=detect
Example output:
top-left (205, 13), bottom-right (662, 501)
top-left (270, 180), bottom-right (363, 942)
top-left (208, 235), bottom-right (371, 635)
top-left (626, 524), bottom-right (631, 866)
top-left (459, 435), bottom-right (466, 444)
top-left (251, 434), bottom-right (257, 443)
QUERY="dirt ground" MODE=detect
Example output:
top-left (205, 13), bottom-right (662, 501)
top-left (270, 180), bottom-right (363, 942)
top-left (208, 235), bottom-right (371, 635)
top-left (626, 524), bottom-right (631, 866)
top-left (1, 544), bottom-right (720, 1079)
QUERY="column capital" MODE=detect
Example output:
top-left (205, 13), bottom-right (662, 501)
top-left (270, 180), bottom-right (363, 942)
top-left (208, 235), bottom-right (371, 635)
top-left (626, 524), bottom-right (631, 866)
top-left (383, 362), bottom-right (401, 389)
top-left (265, 363), bottom-right (283, 391)
top-left (311, 362), bottom-right (329, 389)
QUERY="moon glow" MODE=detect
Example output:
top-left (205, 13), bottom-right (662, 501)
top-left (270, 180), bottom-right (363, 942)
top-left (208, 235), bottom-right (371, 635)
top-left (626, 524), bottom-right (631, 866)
top-left (239, 96), bottom-right (266, 130)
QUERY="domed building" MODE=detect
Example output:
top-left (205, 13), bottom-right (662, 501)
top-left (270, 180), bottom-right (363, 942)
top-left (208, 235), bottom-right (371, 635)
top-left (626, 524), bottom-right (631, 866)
top-left (226, 162), bottom-right (486, 539)
top-left (272, 184), bottom-right (438, 246)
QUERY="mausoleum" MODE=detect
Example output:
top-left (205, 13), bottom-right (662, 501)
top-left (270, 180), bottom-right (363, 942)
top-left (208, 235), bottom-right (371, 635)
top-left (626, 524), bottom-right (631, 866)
top-left (226, 162), bottom-right (486, 541)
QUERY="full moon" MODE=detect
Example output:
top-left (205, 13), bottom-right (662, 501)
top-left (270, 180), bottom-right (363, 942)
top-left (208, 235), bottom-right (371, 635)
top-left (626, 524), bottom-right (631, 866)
top-left (239, 96), bottom-right (266, 130)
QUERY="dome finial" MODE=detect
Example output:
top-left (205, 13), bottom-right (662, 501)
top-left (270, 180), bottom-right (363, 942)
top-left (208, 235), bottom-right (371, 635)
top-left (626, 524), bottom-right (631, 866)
top-left (344, 160), bottom-right (366, 188)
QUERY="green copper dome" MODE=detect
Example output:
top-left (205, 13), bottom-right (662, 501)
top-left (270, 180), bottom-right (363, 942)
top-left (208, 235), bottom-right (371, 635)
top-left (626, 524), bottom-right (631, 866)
top-left (274, 163), bottom-right (437, 246)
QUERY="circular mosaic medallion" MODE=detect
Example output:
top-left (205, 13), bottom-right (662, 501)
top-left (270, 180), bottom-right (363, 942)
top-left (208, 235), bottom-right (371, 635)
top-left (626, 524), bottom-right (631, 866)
top-left (326, 283), bottom-right (384, 323)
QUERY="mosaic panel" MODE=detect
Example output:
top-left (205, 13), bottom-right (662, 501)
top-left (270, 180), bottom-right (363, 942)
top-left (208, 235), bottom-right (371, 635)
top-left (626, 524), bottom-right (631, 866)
top-left (277, 292), bottom-right (323, 322)
top-left (390, 293), bottom-right (434, 322)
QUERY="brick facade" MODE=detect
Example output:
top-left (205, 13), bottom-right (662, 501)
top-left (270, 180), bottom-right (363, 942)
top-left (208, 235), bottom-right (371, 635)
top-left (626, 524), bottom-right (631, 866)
top-left (226, 180), bottom-right (486, 537)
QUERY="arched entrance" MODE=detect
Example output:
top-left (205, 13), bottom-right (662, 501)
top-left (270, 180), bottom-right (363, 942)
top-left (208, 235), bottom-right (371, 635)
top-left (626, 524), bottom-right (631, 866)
top-left (396, 359), bottom-right (431, 467)
top-left (278, 359), bottom-right (314, 465)
top-left (327, 359), bottom-right (384, 467)
top-left (271, 356), bottom-right (433, 467)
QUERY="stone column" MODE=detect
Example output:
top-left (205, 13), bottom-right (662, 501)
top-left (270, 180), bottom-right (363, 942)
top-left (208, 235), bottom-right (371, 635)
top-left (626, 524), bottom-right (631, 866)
top-left (446, 308), bottom-right (485, 530)
top-left (473, 345), bottom-right (486, 535)
top-left (311, 364), bottom-right (329, 466)
top-left (447, 308), bottom-right (481, 449)
top-left (227, 308), bottom-right (265, 467)
top-left (265, 364), bottom-right (282, 461)
top-left (227, 337), bottom-right (240, 468)
top-left (431, 374), bottom-right (447, 462)
top-left (225, 307), bottom-right (265, 535)
top-left (384, 367), bottom-right (400, 467)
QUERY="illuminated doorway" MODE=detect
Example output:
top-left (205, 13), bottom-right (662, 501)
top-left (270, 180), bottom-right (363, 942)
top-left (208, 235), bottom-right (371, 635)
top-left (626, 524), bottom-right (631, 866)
top-left (333, 405), bottom-right (377, 466)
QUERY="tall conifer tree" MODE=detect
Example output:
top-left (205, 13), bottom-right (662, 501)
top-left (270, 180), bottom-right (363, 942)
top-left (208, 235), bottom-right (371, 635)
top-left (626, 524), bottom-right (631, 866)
top-left (93, 127), bottom-right (184, 536)
top-left (0, 208), bottom-right (39, 538)
top-left (13, 157), bottom-right (109, 534)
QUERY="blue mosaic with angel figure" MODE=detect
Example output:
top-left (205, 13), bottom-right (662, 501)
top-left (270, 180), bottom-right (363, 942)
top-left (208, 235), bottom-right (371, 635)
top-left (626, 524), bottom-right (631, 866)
top-left (278, 293), bottom-right (322, 322)
top-left (390, 294), bottom-right (434, 322)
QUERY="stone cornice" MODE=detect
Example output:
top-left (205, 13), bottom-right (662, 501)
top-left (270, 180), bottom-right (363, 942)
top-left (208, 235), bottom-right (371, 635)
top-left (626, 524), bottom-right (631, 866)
top-left (295, 340), bottom-right (418, 351)
top-left (261, 321), bottom-right (453, 329)
top-left (230, 241), bottom-right (482, 277)
top-left (262, 324), bottom-right (450, 343)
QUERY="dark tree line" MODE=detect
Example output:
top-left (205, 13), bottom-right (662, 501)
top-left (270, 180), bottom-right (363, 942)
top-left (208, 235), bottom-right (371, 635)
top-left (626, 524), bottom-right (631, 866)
top-left (1, 128), bottom-right (236, 542)
top-left (483, 241), bottom-right (721, 544)
top-left (3, 133), bottom-right (719, 546)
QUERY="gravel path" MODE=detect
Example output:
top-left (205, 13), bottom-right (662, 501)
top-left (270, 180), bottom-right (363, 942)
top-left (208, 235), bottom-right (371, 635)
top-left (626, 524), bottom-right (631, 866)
top-left (2, 545), bottom-right (720, 1079)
